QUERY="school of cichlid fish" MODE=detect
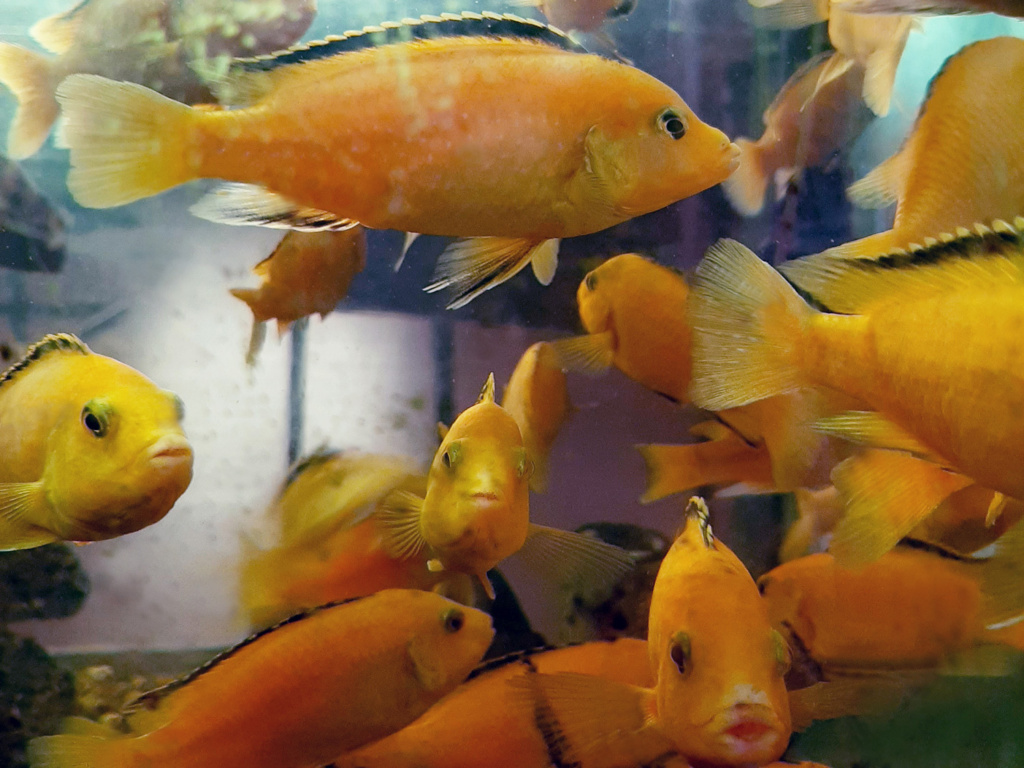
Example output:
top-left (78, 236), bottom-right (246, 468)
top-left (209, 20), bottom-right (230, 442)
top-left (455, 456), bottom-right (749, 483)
top-left (2, 0), bottom-right (1024, 766)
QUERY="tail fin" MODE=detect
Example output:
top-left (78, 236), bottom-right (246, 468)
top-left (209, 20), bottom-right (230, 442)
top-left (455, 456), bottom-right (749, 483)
top-left (979, 519), bottom-right (1024, 628)
top-left (637, 438), bottom-right (773, 503)
top-left (27, 734), bottom-right (131, 768)
top-left (0, 44), bottom-right (57, 159)
top-left (55, 74), bottom-right (197, 208)
top-left (721, 138), bottom-right (768, 216)
top-left (689, 239), bottom-right (815, 411)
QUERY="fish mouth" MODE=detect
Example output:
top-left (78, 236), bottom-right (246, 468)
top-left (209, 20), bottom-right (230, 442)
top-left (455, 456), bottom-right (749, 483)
top-left (724, 142), bottom-right (741, 173)
top-left (145, 434), bottom-right (194, 468)
top-left (470, 492), bottom-right (500, 502)
top-left (711, 704), bottom-right (784, 754)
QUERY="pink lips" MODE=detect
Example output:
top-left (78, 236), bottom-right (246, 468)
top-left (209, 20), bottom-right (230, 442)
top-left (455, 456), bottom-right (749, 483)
top-left (146, 434), bottom-right (193, 467)
top-left (724, 719), bottom-right (774, 742)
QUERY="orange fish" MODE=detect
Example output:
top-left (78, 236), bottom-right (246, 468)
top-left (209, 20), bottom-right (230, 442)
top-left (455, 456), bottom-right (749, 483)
top-left (239, 450), bottom-right (443, 627)
top-left (377, 374), bottom-right (633, 599)
top-left (759, 531), bottom-right (1024, 675)
top-left (28, 589), bottom-right (494, 768)
top-left (54, 13), bottom-right (738, 308)
top-left (724, 50), bottom-right (872, 216)
top-left (783, 37), bottom-right (1024, 306)
top-left (0, 333), bottom-right (192, 549)
top-left (231, 227), bottom-right (366, 365)
top-left (748, 0), bottom-right (913, 115)
top-left (516, 498), bottom-right (793, 768)
top-left (501, 342), bottom-right (572, 493)
top-left (336, 638), bottom-right (653, 768)
top-left (689, 231), bottom-right (1024, 530)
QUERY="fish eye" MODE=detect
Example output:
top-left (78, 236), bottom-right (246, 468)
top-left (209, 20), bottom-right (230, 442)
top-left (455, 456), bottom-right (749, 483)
top-left (584, 272), bottom-right (598, 291)
top-left (669, 631), bottom-right (691, 676)
top-left (442, 608), bottom-right (465, 633)
top-left (770, 630), bottom-right (791, 677)
top-left (81, 400), bottom-right (111, 438)
top-left (441, 442), bottom-right (461, 470)
top-left (658, 108), bottom-right (687, 140)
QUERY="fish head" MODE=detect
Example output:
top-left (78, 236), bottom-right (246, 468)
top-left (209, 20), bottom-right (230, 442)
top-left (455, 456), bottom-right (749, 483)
top-left (45, 356), bottom-right (193, 540)
top-left (648, 500), bottom-right (791, 765)
top-left (421, 400), bottom-right (531, 573)
top-left (586, 84), bottom-right (739, 218)
top-left (404, 591), bottom-right (495, 693)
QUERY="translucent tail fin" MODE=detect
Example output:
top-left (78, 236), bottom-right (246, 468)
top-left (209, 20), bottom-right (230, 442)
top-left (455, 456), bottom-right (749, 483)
top-left (55, 74), bottom-right (198, 208)
top-left (0, 43), bottom-right (57, 158)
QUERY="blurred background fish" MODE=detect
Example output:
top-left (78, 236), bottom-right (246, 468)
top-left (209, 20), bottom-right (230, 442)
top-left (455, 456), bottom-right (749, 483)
top-left (0, 153), bottom-right (66, 272)
top-left (514, 0), bottom-right (640, 33)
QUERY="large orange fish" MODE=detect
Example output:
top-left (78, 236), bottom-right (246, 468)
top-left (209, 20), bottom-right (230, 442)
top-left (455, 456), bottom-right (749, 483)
top-left (377, 373), bottom-right (633, 598)
top-left (516, 498), bottom-right (793, 768)
top-left (783, 37), bottom-right (1024, 307)
top-left (0, 333), bottom-right (192, 549)
top-left (501, 341), bottom-right (572, 493)
top-left (28, 589), bottom-right (494, 768)
top-left (336, 639), bottom-right (654, 768)
top-left (689, 229), bottom-right (1024, 520)
top-left (54, 12), bottom-right (738, 308)
top-left (724, 50), bottom-right (872, 216)
top-left (759, 532), bottom-right (1024, 675)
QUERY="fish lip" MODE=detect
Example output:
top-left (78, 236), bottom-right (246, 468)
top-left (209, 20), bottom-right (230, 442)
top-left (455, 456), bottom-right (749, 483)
top-left (725, 142), bottom-right (741, 173)
top-left (145, 434), bottom-right (193, 466)
top-left (711, 703), bottom-right (783, 747)
top-left (470, 492), bottom-right (500, 502)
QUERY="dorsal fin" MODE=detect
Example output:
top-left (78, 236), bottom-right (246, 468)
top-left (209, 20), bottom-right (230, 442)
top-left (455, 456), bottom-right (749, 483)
top-left (29, 0), bottom-right (89, 54)
top-left (780, 217), bottom-right (1024, 313)
top-left (478, 372), bottom-right (496, 404)
top-left (235, 12), bottom-right (586, 73)
top-left (126, 596), bottom-right (368, 718)
top-left (0, 333), bottom-right (89, 391)
top-left (681, 496), bottom-right (714, 547)
top-left (282, 445), bottom-right (341, 490)
top-left (466, 644), bottom-right (556, 680)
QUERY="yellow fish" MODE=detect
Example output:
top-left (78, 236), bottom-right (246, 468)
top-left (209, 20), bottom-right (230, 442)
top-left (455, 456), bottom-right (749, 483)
top-left (501, 342), bottom-right (572, 493)
top-left (54, 13), bottom-right (738, 308)
top-left (689, 229), bottom-right (1024, 544)
top-left (377, 373), bottom-right (633, 598)
top-left (230, 226), bottom-right (366, 365)
top-left (748, 0), bottom-right (913, 115)
top-left (783, 37), bottom-right (1024, 308)
top-left (29, 589), bottom-right (494, 768)
top-left (514, 499), bottom-right (793, 768)
top-left (0, 333), bottom-right (192, 550)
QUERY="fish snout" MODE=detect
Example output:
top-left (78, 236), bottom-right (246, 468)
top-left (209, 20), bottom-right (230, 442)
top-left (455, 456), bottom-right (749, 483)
top-left (715, 702), bottom-right (785, 747)
top-left (724, 141), bottom-right (741, 173)
top-left (145, 433), bottom-right (194, 470)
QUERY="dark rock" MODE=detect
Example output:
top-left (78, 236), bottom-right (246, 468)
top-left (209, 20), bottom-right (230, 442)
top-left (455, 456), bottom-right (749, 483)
top-left (0, 544), bottom-right (89, 623)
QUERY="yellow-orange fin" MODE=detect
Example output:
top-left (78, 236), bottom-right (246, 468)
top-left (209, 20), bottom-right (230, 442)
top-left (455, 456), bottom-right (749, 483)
top-left (979, 518), bottom-right (1024, 627)
top-left (375, 490), bottom-right (427, 560)
top-left (829, 450), bottom-right (972, 566)
top-left (688, 419), bottom-right (733, 441)
top-left (788, 676), bottom-right (912, 731)
top-left (689, 239), bottom-right (814, 411)
top-left (518, 524), bottom-right (636, 593)
top-left (27, 734), bottom-right (130, 767)
top-left (813, 52), bottom-right (855, 94)
top-left (0, 43), bottom-right (57, 159)
top-left (721, 137), bottom-right (768, 216)
top-left (29, 7), bottom-right (82, 54)
top-left (814, 412), bottom-right (935, 457)
top-left (846, 149), bottom-right (907, 209)
top-left (394, 232), bottom-right (421, 272)
top-left (0, 481), bottom-right (58, 550)
top-left (549, 332), bottom-right (615, 375)
top-left (780, 486), bottom-right (842, 561)
top-left (55, 74), bottom-right (197, 208)
top-left (747, 0), bottom-right (829, 28)
top-left (508, 672), bottom-right (670, 766)
top-left (190, 183), bottom-right (359, 232)
top-left (426, 237), bottom-right (560, 310)
top-left (243, 319), bottom-right (267, 367)
top-left (986, 493), bottom-right (1009, 527)
top-left (861, 20), bottom-right (912, 117)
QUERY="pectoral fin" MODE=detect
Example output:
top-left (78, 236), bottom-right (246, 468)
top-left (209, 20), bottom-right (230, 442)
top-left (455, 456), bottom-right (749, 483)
top-left (549, 332), bottom-right (615, 375)
top-left (375, 490), bottom-right (427, 560)
top-left (829, 450), bottom-right (972, 566)
top-left (0, 482), bottom-right (57, 550)
top-left (190, 183), bottom-right (360, 232)
top-left (814, 411), bottom-right (938, 459)
top-left (517, 524), bottom-right (635, 594)
top-left (425, 237), bottom-right (560, 310)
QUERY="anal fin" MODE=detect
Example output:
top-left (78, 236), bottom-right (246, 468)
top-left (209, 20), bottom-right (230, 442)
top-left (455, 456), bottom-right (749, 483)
top-left (190, 183), bottom-right (360, 232)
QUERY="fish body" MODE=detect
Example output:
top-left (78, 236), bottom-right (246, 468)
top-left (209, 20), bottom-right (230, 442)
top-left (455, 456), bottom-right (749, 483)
top-left (784, 36), bottom-right (1024, 299)
top-left (690, 235), bottom-right (1024, 502)
top-left (501, 341), bottom-right (571, 493)
top-left (534, 0), bottom-right (639, 32)
top-left (833, 0), bottom-right (1024, 16)
top-left (0, 153), bottom-right (67, 272)
top-left (759, 542), bottom-right (1024, 672)
top-left (336, 638), bottom-right (653, 768)
top-left (0, 334), bottom-right (192, 550)
top-left (55, 14), bottom-right (737, 306)
top-left (647, 499), bottom-right (792, 766)
top-left (0, 0), bottom-right (315, 158)
top-left (231, 227), bottom-right (366, 330)
top-left (29, 589), bottom-right (494, 768)
top-left (724, 50), bottom-right (872, 216)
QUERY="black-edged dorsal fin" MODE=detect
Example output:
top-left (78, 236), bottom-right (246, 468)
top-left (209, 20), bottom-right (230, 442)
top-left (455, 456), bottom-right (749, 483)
top-left (235, 11), bottom-right (587, 72)
top-left (282, 445), bottom-right (341, 490)
top-left (466, 643), bottom-right (557, 680)
top-left (0, 333), bottom-right (89, 391)
top-left (127, 596), bottom-right (368, 713)
top-left (780, 217), bottom-right (1024, 313)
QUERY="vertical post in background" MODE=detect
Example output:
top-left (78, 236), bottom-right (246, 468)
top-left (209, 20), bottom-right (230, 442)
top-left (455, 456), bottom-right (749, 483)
top-left (287, 316), bottom-right (308, 465)
top-left (431, 315), bottom-right (455, 431)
